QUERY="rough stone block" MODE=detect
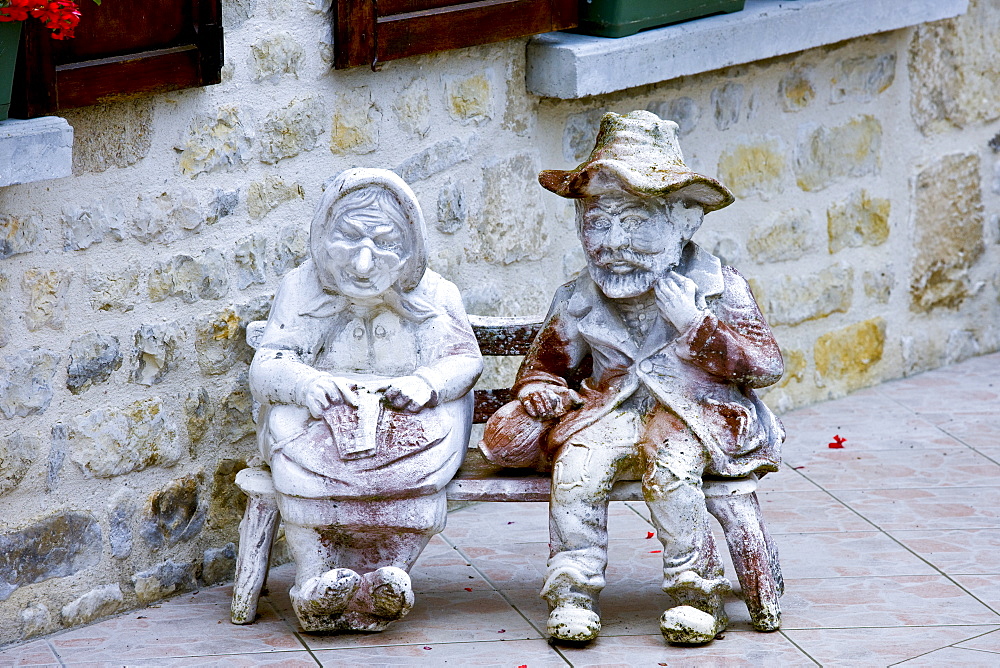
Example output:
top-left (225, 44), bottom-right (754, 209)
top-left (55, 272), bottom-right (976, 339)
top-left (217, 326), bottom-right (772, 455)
top-left (62, 199), bottom-right (126, 251)
top-left (134, 187), bottom-right (206, 245)
top-left (827, 189), bottom-right (890, 253)
top-left (141, 474), bottom-right (207, 549)
top-left (176, 107), bottom-right (254, 176)
top-left (910, 153), bottom-right (984, 312)
top-left (133, 560), bottom-right (197, 604)
top-left (201, 543), bottom-right (238, 586)
top-left (259, 97), bottom-right (324, 164)
top-left (68, 397), bottom-right (181, 478)
top-left (756, 264), bottom-right (853, 327)
top-left (218, 373), bottom-right (255, 444)
top-left (563, 109), bottom-right (607, 163)
top-left (795, 116), bottom-right (881, 191)
top-left (222, 0), bottom-right (255, 29)
top-left (747, 209), bottom-right (816, 263)
top-left (0, 513), bottom-right (102, 601)
top-left (67, 333), bottom-right (122, 394)
top-left (61, 584), bottom-right (124, 626)
top-left (779, 67), bottom-right (815, 112)
top-left (445, 73), bottom-right (493, 124)
top-left (149, 249), bottom-right (230, 304)
top-left (814, 318), bottom-right (886, 390)
top-left (863, 266), bottom-right (894, 304)
top-left (133, 322), bottom-right (184, 385)
top-left (194, 307), bottom-right (253, 375)
top-left (469, 154), bottom-right (549, 265)
top-left (247, 176), bottom-right (304, 220)
top-left (392, 80), bottom-right (431, 138)
top-left (209, 459), bottom-right (247, 534)
top-left (108, 493), bottom-right (134, 559)
top-left (330, 87), bottom-right (380, 155)
top-left (831, 54), bottom-right (896, 104)
top-left (436, 180), bottom-right (467, 234)
top-left (48, 424), bottom-right (67, 492)
top-left (0, 117), bottom-right (73, 187)
top-left (646, 97), bottom-right (700, 136)
top-left (87, 264), bottom-right (140, 312)
top-left (184, 387), bottom-right (215, 451)
top-left (251, 32), bottom-right (303, 82)
top-left (62, 99), bottom-right (153, 175)
top-left (20, 603), bottom-right (54, 640)
top-left (0, 213), bottom-right (41, 259)
top-left (0, 433), bottom-right (39, 496)
top-left (395, 137), bottom-right (468, 183)
top-left (711, 83), bottom-right (744, 131)
top-left (234, 236), bottom-right (267, 289)
top-left (271, 224), bottom-right (308, 276)
top-left (717, 137), bottom-right (787, 200)
top-left (909, 3), bottom-right (1000, 134)
top-left (0, 348), bottom-right (60, 418)
top-left (209, 189), bottom-right (239, 223)
top-left (23, 268), bottom-right (72, 331)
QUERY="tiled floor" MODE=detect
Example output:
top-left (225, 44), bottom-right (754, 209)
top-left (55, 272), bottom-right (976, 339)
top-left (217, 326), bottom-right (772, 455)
top-left (3, 352), bottom-right (1000, 667)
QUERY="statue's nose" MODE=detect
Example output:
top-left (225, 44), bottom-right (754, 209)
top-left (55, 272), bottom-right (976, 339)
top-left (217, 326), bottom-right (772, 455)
top-left (353, 244), bottom-right (374, 274)
top-left (602, 219), bottom-right (629, 249)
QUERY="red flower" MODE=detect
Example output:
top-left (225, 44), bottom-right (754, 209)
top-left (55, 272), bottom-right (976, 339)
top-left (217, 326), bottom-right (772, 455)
top-left (828, 434), bottom-right (846, 449)
top-left (0, 0), bottom-right (82, 39)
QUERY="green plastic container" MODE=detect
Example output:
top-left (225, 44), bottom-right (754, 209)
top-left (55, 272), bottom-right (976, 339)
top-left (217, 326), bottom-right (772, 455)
top-left (0, 21), bottom-right (21, 122)
top-left (578, 0), bottom-right (746, 38)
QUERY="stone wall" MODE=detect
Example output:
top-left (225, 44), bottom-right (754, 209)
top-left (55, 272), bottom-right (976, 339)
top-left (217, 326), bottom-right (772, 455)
top-left (1, 0), bottom-right (998, 644)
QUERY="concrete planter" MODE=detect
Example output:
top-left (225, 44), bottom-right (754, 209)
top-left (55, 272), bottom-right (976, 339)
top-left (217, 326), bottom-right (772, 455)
top-left (0, 21), bottom-right (21, 121)
top-left (577, 0), bottom-right (745, 37)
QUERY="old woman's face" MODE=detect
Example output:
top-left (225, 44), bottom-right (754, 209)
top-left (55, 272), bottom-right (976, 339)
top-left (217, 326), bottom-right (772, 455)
top-left (314, 188), bottom-right (407, 298)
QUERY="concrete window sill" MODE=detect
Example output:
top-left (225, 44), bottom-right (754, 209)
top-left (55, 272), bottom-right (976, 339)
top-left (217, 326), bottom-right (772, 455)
top-left (526, 0), bottom-right (969, 99)
top-left (0, 117), bottom-right (73, 188)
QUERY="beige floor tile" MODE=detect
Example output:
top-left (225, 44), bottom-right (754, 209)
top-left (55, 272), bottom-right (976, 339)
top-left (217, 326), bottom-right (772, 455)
top-left (952, 574), bottom-right (1000, 610)
top-left (758, 490), bottom-right (876, 533)
top-left (0, 639), bottom-right (60, 666)
top-left (937, 415), bottom-right (1000, 450)
top-left (555, 631), bottom-right (815, 667)
top-left (774, 531), bottom-right (937, 579)
top-left (833, 486), bottom-right (1000, 531)
top-left (889, 529), bottom-right (1000, 575)
top-left (115, 651), bottom-right (321, 666)
top-left (892, 645), bottom-right (1000, 666)
top-left (446, 502), bottom-right (550, 545)
top-left (957, 627), bottom-right (1000, 653)
top-left (784, 447), bottom-right (1000, 491)
top-left (313, 638), bottom-right (567, 667)
top-left (288, 589), bottom-right (542, 651)
top-left (779, 575), bottom-right (1000, 629)
top-left (783, 625), bottom-right (1000, 667)
top-left (409, 537), bottom-right (492, 593)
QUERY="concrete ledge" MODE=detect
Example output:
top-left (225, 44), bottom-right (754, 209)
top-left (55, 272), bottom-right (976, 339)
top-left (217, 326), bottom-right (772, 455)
top-left (526, 0), bottom-right (969, 99)
top-left (0, 117), bottom-right (74, 187)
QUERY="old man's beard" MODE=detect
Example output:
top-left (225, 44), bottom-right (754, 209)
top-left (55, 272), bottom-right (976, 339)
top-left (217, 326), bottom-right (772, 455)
top-left (588, 250), bottom-right (662, 299)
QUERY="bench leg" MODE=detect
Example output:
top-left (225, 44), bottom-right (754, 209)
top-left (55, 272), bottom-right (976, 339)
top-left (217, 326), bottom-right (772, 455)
top-left (705, 491), bottom-right (782, 632)
top-left (231, 492), bottom-right (280, 624)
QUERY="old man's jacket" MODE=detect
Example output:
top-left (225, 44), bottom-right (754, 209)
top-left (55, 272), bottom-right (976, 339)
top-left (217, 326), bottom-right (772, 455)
top-left (514, 242), bottom-right (785, 478)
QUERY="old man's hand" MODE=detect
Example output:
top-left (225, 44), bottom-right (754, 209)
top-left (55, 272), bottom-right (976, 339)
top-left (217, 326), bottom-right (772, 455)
top-left (655, 271), bottom-right (703, 333)
top-left (518, 383), bottom-right (583, 420)
top-left (300, 375), bottom-right (359, 418)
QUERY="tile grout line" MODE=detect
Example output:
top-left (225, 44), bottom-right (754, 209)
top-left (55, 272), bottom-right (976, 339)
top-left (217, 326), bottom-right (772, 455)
top-left (776, 629), bottom-right (823, 666)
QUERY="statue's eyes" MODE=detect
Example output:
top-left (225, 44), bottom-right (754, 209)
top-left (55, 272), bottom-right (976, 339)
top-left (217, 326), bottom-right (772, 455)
top-left (374, 234), bottom-right (401, 250)
top-left (586, 215), bottom-right (611, 230)
top-left (621, 215), bottom-right (644, 229)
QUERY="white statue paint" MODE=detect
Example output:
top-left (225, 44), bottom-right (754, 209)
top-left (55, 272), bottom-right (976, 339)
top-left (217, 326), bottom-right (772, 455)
top-left (248, 168), bottom-right (483, 632)
top-left (483, 111), bottom-right (785, 644)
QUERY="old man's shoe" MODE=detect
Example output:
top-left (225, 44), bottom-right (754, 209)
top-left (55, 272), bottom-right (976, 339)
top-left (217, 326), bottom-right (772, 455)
top-left (659, 605), bottom-right (726, 645)
top-left (547, 605), bottom-right (601, 642)
top-left (290, 568), bottom-right (361, 631)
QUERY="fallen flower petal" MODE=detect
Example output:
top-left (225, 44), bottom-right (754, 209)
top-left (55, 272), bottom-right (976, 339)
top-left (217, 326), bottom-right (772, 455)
top-left (828, 434), bottom-right (846, 448)
top-left (650, 550), bottom-right (662, 553)
top-left (464, 587), bottom-right (473, 591)
top-left (646, 531), bottom-right (654, 539)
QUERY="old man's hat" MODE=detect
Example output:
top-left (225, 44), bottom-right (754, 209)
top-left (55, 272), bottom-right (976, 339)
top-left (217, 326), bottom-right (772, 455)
top-left (538, 110), bottom-right (735, 212)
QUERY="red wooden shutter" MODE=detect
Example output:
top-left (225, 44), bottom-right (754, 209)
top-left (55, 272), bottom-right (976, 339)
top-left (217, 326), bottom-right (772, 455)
top-left (12, 0), bottom-right (222, 118)
top-left (334, 0), bottom-right (578, 70)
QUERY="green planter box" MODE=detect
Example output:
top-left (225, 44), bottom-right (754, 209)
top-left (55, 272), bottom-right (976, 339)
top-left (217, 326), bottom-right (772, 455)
top-left (0, 22), bottom-right (21, 122)
top-left (577, 0), bottom-right (745, 38)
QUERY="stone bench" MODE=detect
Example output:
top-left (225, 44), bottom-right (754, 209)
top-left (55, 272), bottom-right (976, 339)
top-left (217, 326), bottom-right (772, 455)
top-left (232, 316), bottom-right (783, 631)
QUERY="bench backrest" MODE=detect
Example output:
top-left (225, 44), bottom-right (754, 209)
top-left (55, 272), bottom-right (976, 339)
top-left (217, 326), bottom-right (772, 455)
top-left (245, 315), bottom-right (543, 424)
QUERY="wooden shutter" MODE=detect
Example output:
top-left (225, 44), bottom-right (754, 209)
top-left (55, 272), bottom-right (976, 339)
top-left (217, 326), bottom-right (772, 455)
top-left (334, 0), bottom-right (578, 70)
top-left (12, 0), bottom-right (222, 118)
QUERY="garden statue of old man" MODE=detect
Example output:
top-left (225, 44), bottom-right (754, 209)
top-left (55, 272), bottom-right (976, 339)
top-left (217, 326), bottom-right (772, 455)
top-left (494, 111), bottom-right (785, 644)
top-left (249, 168), bottom-right (482, 632)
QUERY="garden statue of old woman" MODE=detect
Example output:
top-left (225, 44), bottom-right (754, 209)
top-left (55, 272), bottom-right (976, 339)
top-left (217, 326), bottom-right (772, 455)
top-left (248, 168), bottom-right (482, 632)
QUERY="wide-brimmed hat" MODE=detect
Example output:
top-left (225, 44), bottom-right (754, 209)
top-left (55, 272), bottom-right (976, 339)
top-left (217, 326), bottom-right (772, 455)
top-left (538, 110), bottom-right (734, 212)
